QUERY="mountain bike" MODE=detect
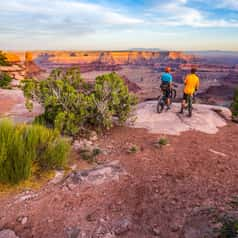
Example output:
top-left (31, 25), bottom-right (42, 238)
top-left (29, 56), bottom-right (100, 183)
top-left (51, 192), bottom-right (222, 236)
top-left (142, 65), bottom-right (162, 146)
top-left (157, 84), bottom-right (177, 113)
top-left (170, 85), bottom-right (177, 100)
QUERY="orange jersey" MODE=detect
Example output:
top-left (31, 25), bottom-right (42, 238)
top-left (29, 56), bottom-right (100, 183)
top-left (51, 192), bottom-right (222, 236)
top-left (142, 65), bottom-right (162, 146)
top-left (184, 73), bottom-right (200, 95)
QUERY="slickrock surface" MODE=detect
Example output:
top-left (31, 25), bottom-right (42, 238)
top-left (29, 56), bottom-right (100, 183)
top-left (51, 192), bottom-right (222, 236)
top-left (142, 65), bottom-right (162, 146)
top-left (131, 101), bottom-right (231, 135)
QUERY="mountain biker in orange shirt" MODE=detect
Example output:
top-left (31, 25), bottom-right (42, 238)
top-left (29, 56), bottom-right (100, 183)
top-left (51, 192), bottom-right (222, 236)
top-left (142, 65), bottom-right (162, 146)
top-left (180, 68), bottom-right (200, 114)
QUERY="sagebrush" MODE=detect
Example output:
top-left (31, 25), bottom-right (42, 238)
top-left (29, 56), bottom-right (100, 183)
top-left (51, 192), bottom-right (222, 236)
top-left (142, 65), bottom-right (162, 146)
top-left (22, 68), bottom-right (137, 135)
top-left (0, 119), bottom-right (70, 184)
top-left (0, 72), bottom-right (12, 88)
top-left (231, 88), bottom-right (238, 121)
top-left (0, 51), bottom-right (10, 66)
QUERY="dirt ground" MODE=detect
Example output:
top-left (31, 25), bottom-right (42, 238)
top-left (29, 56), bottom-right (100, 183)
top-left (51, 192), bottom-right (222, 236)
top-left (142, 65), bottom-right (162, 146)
top-left (1, 123), bottom-right (238, 238)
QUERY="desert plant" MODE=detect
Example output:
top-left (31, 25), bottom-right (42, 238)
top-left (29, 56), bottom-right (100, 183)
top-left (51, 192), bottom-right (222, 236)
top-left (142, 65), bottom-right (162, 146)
top-left (22, 68), bottom-right (137, 136)
top-left (128, 145), bottom-right (139, 154)
top-left (154, 138), bottom-right (169, 148)
top-left (219, 216), bottom-right (238, 238)
top-left (158, 138), bottom-right (169, 146)
top-left (0, 119), bottom-right (70, 184)
top-left (93, 73), bottom-right (138, 129)
top-left (0, 120), bottom-right (32, 184)
top-left (79, 148), bottom-right (101, 163)
top-left (0, 51), bottom-right (10, 66)
top-left (231, 88), bottom-right (238, 122)
top-left (0, 72), bottom-right (12, 88)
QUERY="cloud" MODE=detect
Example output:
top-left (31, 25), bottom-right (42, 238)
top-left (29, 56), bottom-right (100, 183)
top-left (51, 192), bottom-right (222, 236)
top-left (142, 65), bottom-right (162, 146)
top-left (150, 0), bottom-right (238, 27)
top-left (0, 0), bottom-right (143, 25)
top-left (206, 0), bottom-right (238, 10)
top-left (0, 0), bottom-right (238, 50)
top-left (0, 0), bottom-right (143, 38)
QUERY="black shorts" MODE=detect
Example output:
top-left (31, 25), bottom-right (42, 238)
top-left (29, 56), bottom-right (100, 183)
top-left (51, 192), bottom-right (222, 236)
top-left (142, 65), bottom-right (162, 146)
top-left (183, 93), bottom-right (193, 101)
top-left (160, 83), bottom-right (171, 98)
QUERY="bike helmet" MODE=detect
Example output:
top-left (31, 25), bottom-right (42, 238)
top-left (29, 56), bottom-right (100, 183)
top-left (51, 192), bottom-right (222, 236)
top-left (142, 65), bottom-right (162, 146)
top-left (165, 67), bottom-right (171, 73)
top-left (191, 67), bottom-right (197, 74)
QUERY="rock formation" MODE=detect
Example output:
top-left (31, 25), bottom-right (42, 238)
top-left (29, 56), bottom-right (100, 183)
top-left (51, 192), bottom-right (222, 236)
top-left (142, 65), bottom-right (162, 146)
top-left (2, 50), bottom-right (194, 72)
top-left (0, 51), bottom-right (44, 81)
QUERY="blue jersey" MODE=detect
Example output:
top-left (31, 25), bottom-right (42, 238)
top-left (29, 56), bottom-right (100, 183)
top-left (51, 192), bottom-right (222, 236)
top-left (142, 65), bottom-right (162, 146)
top-left (161, 73), bottom-right (173, 84)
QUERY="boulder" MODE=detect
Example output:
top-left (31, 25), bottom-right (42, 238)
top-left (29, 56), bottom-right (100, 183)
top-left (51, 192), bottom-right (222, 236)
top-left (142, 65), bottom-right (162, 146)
top-left (0, 230), bottom-right (19, 238)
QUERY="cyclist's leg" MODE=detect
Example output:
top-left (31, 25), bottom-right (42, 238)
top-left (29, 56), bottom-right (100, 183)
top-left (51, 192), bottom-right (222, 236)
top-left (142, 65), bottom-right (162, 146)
top-left (166, 89), bottom-right (171, 109)
top-left (180, 93), bottom-right (187, 113)
top-left (188, 94), bottom-right (193, 117)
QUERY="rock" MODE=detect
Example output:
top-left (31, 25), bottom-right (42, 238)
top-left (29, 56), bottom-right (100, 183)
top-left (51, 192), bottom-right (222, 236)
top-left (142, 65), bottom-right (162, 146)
top-left (72, 139), bottom-right (99, 156)
top-left (66, 227), bottom-right (81, 238)
top-left (89, 131), bottom-right (98, 141)
top-left (212, 222), bottom-right (223, 230)
top-left (92, 224), bottom-right (109, 238)
top-left (0, 229), bottom-right (19, 238)
top-left (16, 215), bottom-right (28, 225)
top-left (102, 234), bottom-right (115, 238)
top-left (86, 210), bottom-right (99, 222)
top-left (70, 164), bottom-right (77, 171)
top-left (50, 170), bottom-right (64, 184)
top-left (113, 218), bottom-right (131, 235)
top-left (67, 183), bottom-right (77, 191)
top-left (0, 89), bottom-right (43, 124)
top-left (21, 216), bottom-right (28, 225)
top-left (16, 191), bottom-right (38, 203)
top-left (72, 140), bottom-right (82, 151)
top-left (69, 161), bottom-right (126, 185)
top-left (152, 227), bottom-right (161, 236)
top-left (77, 231), bottom-right (90, 238)
top-left (171, 224), bottom-right (181, 233)
top-left (131, 102), bottom-right (230, 135)
top-left (180, 210), bottom-right (216, 238)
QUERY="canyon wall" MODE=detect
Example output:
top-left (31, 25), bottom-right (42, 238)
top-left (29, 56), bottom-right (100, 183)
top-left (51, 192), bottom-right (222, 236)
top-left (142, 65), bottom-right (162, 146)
top-left (4, 50), bottom-right (194, 65)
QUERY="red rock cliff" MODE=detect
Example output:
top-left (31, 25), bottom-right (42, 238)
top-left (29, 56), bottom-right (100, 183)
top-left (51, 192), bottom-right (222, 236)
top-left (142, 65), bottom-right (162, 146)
top-left (3, 51), bottom-right (194, 65)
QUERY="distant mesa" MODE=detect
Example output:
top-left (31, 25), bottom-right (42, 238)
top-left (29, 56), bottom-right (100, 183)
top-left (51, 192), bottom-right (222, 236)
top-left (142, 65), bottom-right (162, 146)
top-left (3, 50), bottom-right (194, 66)
top-left (0, 51), bottom-right (45, 80)
top-left (4, 52), bottom-right (21, 63)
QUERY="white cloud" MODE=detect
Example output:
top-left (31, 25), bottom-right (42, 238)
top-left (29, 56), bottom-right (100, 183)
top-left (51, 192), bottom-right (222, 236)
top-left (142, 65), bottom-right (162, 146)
top-left (151, 0), bottom-right (238, 27)
top-left (212, 0), bottom-right (238, 10)
top-left (0, 0), bottom-right (143, 26)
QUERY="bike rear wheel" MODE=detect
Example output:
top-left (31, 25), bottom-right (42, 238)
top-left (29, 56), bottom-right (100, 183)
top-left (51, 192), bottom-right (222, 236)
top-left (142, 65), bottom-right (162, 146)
top-left (157, 96), bottom-right (164, 113)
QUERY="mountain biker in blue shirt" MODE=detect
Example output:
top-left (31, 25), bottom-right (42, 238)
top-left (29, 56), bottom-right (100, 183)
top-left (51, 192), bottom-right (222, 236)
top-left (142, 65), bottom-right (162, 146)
top-left (160, 67), bottom-right (173, 109)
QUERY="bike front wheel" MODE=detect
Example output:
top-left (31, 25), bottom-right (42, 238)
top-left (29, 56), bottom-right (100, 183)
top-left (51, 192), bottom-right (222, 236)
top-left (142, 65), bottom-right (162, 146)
top-left (171, 89), bottom-right (177, 99)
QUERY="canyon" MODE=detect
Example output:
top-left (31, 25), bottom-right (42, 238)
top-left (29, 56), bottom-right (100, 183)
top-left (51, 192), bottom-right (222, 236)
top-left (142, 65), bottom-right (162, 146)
top-left (0, 51), bottom-right (238, 238)
top-left (1, 50), bottom-right (238, 105)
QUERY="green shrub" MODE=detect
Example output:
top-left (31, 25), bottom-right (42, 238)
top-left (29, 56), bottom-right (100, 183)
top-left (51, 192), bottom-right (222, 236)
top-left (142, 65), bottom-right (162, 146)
top-left (219, 217), bottom-right (238, 238)
top-left (158, 138), bottom-right (169, 146)
top-left (0, 51), bottom-right (10, 66)
top-left (79, 148), bottom-right (101, 163)
top-left (93, 73), bottom-right (138, 129)
top-left (0, 119), bottom-right (70, 184)
top-left (231, 88), bottom-right (238, 121)
top-left (22, 68), bottom-right (137, 136)
top-left (0, 120), bottom-right (31, 184)
top-left (154, 138), bottom-right (169, 148)
top-left (128, 145), bottom-right (139, 154)
top-left (0, 72), bottom-right (12, 88)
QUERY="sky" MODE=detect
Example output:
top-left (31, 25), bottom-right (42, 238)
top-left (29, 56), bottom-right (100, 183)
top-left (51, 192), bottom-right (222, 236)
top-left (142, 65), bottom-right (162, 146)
top-left (0, 0), bottom-right (238, 51)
